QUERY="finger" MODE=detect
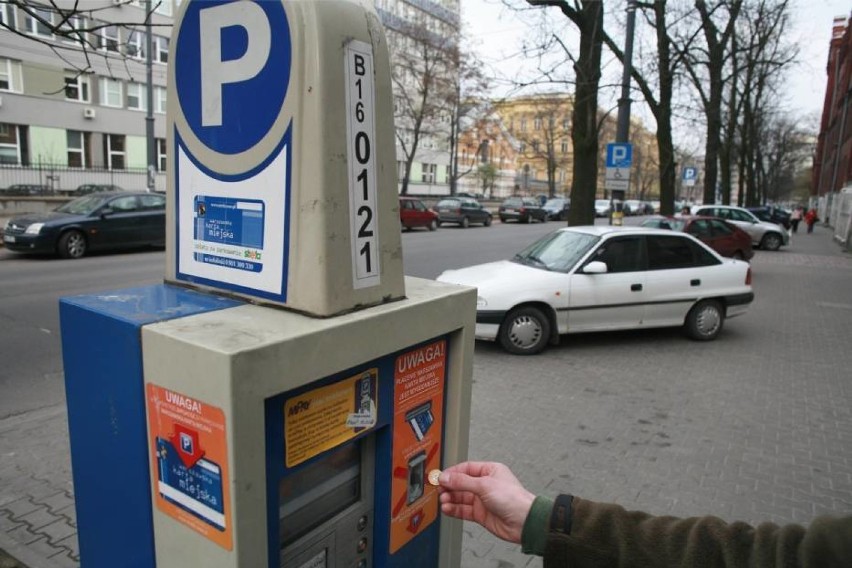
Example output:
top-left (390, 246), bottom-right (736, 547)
top-left (440, 490), bottom-right (476, 506)
top-left (441, 502), bottom-right (477, 522)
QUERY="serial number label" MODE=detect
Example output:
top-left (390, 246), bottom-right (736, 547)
top-left (345, 40), bottom-right (380, 289)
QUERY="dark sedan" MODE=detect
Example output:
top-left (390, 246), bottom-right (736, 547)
top-left (433, 197), bottom-right (492, 228)
top-left (3, 191), bottom-right (166, 259)
top-left (498, 196), bottom-right (547, 223)
top-left (641, 215), bottom-right (754, 260)
top-left (542, 197), bottom-right (570, 221)
top-left (747, 206), bottom-right (791, 230)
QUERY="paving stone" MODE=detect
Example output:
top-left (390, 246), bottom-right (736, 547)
top-left (35, 520), bottom-right (75, 546)
top-left (17, 508), bottom-right (58, 532)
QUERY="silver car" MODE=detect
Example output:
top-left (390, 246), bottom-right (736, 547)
top-left (692, 205), bottom-right (789, 251)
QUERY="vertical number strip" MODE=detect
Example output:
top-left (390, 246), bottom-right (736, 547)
top-left (345, 40), bottom-right (380, 289)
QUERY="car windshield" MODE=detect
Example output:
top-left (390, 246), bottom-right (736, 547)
top-left (55, 195), bottom-right (109, 215)
top-left (544, 199), bottom-right (564, 207)
top-left (595, 199), bottom-right (609, 207)
top-left (512, 230), bottom-right (599, 273)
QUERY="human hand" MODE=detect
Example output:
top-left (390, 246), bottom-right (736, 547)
top-left (438, 461), bottom-right (535, 544)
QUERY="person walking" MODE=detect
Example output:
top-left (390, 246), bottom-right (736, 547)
top-left (804, 208), bottom-right (819, 234)
top-left (437, 461), bottom-right (852, 567)
top-left (790, 206), bottom-right (803, 233)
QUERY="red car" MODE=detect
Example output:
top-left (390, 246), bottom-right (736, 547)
top-left (641, 216), bottom-right (754, 260)
top-left (399, 197), bottom-right (438, 231)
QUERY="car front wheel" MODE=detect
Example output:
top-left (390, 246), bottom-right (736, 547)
top-left (58, 230), bottom-right (87, 259)
top-left (761, 232), bottom-right (782, 251)
top-left (498, 306), bottom-right (551, 355)
top-left (684, 299), bottom-right (724, 341)
top-left (484, 216), bottom-right (492, 227)
top-left (429, 219), bottom-right (437, 231)
top-left (461, 216), bottom-right (470, 228)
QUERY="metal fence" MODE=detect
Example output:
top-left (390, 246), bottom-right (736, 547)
top-left (816, 186), bottom-right (852, 250)
top-left (0, 163), bottom-right (167, 194)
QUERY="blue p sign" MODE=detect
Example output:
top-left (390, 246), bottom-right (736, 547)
top-left (606, 143), bottom-right (633, 168)
top-left (175, 0), bottom-right (291, 156)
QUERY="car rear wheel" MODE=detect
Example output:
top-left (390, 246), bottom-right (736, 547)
top-left (761, 232), bottom-right (782, 251)
top-left (461, 216), bottom-right (470, 228)
top-left (484, 216), bottom-right (492, 227)
top-left (524, 215), bottom-right (532, 224)
top-left (684, 299), bottom-right (724, 341)
top-left (498, 306), bottom-right (550, 355)
top-left (428, 219), bottom-right (437, 231)
top-left (58, 230), bottom-right (87, 259)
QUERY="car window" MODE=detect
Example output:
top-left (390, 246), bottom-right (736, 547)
top-left (414, 200), bottom-right (427, 211)
top-left (688, 239), bottom-right (721, 266)
top-left (139, 194), bottom-right (165, 209)
top-left (401, 200), bottom-right (413, 210)
top-left (513, 230), bottom-right (599, 273)
top-left (730, 209), bottom-right (754, 223)
top-left (686, 219), bottom-right (712, 238)
top-left (436, 199), bottom-right (458, 208)
top-left (709, 219), bottom-right (733, 235)
top-left (109, 195), bottom-right (140, 212)
top-left (647, 235), bottom-right (699, 270)
top-left (592, 236), bottom-right (644, 273)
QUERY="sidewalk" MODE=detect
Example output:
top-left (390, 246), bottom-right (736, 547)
top-left (0, 223), bottom-right (849, 568)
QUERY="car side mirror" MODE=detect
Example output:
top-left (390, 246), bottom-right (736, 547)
top-left (582, 261), bottom-right (608, 274)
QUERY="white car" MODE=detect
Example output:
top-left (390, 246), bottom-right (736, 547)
top-left (692, 205), bottom-right (789, 251)
top-left (594, 199), bottom-right (611, 217)
top-left (437, 226), bottom-right (754, 355)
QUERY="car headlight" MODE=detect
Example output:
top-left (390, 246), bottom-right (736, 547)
top-left (25, 223), bottom-right (44, 235)
top-left (476, 296), bottom-right (488, 308)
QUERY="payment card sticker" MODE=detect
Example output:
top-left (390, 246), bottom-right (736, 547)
top-left (146, 384), bottom-right (232, 550)
top-left (193, 196), bottom-right (265, 273)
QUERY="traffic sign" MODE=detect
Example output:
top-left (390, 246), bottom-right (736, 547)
top-left (682, 166), bottom-right (698, 187)
top-left (606, 143), bottom-right (633, 168)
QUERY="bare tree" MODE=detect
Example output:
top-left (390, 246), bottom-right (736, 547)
top-left (527, 0), bottom-right (604, 225)
top-left (391, 28), bottom-right (457, 195)
top-left (0, 0), bottom-right (170, 81)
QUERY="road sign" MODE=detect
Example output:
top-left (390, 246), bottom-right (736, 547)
top-left (682, 166), bottom-right (698, 187)
top-left (606, 143), bottom-right (633, 168)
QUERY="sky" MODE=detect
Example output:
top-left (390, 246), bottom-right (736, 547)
top-left (460, 0), bottom-right (851, 139)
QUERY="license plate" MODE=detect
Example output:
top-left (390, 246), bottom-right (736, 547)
top-left (3, 235), bottom-right (15, 243)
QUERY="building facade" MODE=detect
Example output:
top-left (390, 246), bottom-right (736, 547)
top-left (0, 0), bottom-right (460, 195)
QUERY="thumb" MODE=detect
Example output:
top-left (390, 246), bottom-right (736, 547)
top-left (440, 470), bottom-right (485, 494)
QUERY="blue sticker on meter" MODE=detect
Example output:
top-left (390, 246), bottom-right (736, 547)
top-left (194, 196), bottom-right (264, 248)
top-left (156, 437), bottom-right (226, 531)
top-left (405, 402), bottom-right (434, 441)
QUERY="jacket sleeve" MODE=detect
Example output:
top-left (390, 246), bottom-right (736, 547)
top-left (540, 496), bottom-right (852, 568)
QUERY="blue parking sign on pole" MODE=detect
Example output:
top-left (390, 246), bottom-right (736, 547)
top-left (606, 143), bottom-right (632, 168)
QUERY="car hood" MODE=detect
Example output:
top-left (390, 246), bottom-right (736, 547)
top-left (7, 211), bottom-right (82, 228)
top-left (437, 260), bottom-right (567, 304)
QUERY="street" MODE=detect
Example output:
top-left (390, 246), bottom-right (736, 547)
top-left (1, 222), bottom-right (852, 568)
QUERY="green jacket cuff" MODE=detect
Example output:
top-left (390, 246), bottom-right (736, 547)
top-left (521, 495), bottom-right (555, 556)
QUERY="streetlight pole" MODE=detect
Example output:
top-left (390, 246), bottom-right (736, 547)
top-left (145, 0), bottom-right (155, 192)
top-left (610, 0), bottom-right (637, 225)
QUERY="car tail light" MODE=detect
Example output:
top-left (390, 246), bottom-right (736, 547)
top-left (520, 207), bottom-right (526, 214)
top-left (745, 267), bottom-right (752, 285)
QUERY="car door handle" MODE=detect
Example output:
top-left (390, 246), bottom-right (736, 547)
top-left (631, 283), bottom-right (643, 291)
top-left (691, 279), bottom-right (701, 286)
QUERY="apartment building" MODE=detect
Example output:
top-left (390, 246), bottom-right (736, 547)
top-left (0, 0), bottom-right (460, 195)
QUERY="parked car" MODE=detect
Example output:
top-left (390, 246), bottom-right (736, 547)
top-left (542, 197), bottom-right (570, 221)
top-left (498, 196), bottom-right (547, 223)
top-left (641, 216), bottom-right (754, 261)
top-left (3, 191), bottom-right (165, 259)
top-left (74, 183), bottom-right (123, 195)
top-left (399, 196), bottom-right (438, 231)
top-left (747, 205), bottom-right (792, 230)
top-left (437, 226), bottom-right (753, 355)
top-left (623, 200), bottom-right (642, 216)
top-left (594, 199), bottom-right (611, 217)
top-left (433, 197), bottom-right (492, 228)
top-left (692, 205), bottom-right (789, 251)
top-left (3, 184), bottom-right (52, 196)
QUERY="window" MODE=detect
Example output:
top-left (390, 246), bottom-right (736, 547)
top-left (100, 78), bottom-right (123, 107)
top-left (520, 118), bottom-right (527, 131)
top-left (532, 139), bottom-right (539, 152)
top-left (99, 25), bottom-right (120, 53)
top-left (534, 117), bottom-right (542, 130)
top-left (109, 195), bottom-right (139, 212)
top-left (647, 235), bottom-right (709, 270)
top-left (686, 219), bottom-right (712, 238)
top-left (127, 82), bottom-right (146, 111)
top-left (593, 236), bottom-right (643, 273)
top-left (24, 7), bottom-right (52, 38)
top-left (105, 134), bottom-right (126, 170)
top-left (155, 86), bottom-right (167, 114)
top-left (0, 58), bottom-right (22, 92)
top-left (709, 219), bottom-right (733, 235)
top-left (67, 130), bottom-right (89, 168)
top-left (422, 163), bottom-right (437, 184)
top-left (561, 139), bottom-right (569, 153)
top-left (127, 30), bottom-right (146, 59)
top-left (155, 36), bottom-right (169, 64)
top-left (562, 118), bottom-right (570, 130)
top-left (157, 138), bottom-right (166, 171)
top-left (1, 4), bottom-right (17, 30)
top-left (730, 209), bottom-right (755, 223)
top-left (519, 142), bottom-right (526, 153)
top-left (140, 193), bottom-right (166, 210)
top-left (60, 15), bottom-right (87, 46)
top-left (0, 123), bottom-right (26, 165)
top-left (65, 74), bottom-right (90, 102)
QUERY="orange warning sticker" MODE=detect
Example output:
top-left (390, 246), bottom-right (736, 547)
top-left (389, 340), bottom-right (446, 553)
top-left (146, 384), bottom-right (232, 550)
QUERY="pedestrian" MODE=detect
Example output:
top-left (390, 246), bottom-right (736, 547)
top-left (437, 461), bottom-right (852, 567)
top-left (790, 206), bottom-right (803, 233)
top-left (804, 208), bottom-right (819, 234)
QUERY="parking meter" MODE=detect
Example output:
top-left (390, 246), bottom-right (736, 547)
top-left (59, 1), bottom-right (475, 567)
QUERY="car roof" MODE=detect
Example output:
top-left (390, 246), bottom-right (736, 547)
top-left (557, 225), bottom-right (673, 237)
